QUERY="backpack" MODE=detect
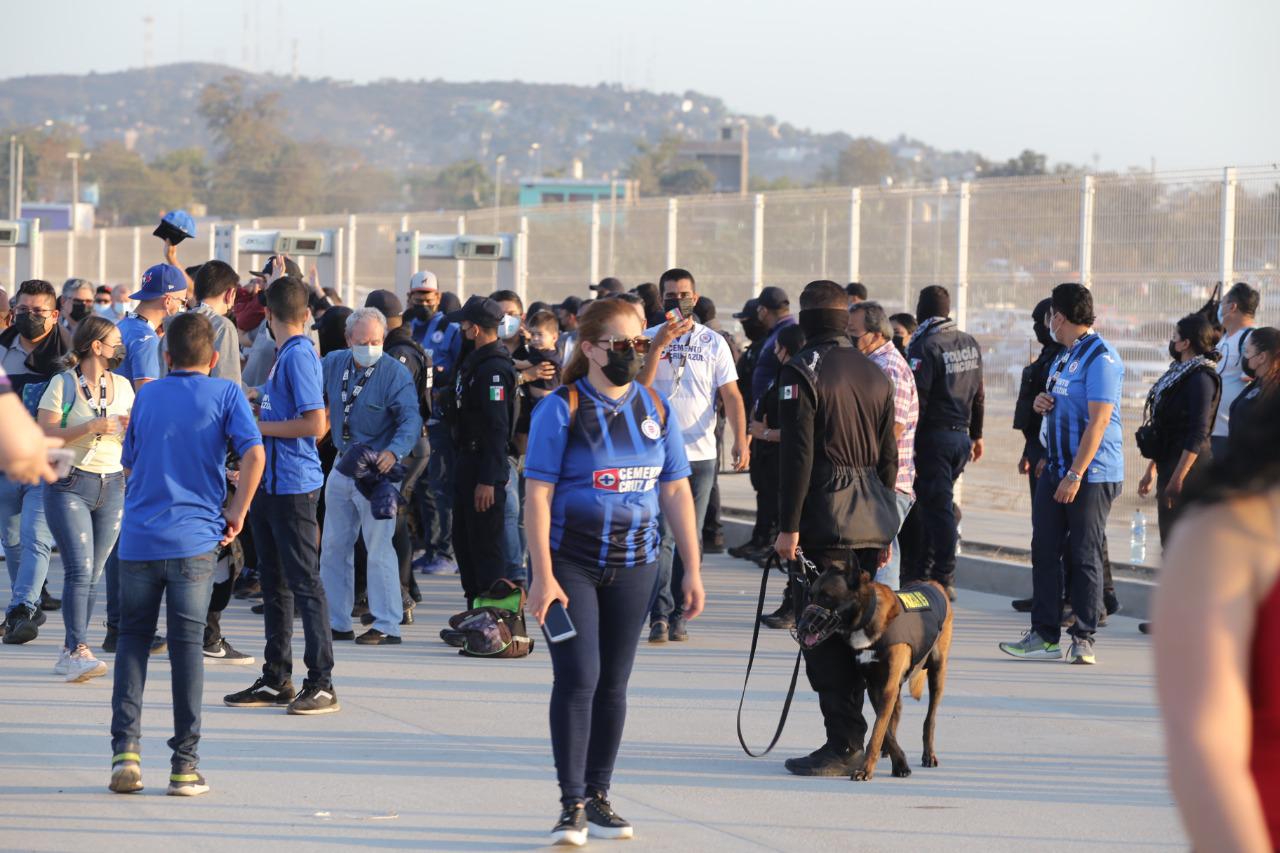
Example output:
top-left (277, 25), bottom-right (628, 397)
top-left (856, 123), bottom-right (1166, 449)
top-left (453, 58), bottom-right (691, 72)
top-left (446, 579), bottom-right (534, 659)
top-left (386, 337), bottom-right (434, 425)
top-left (20, 371), bottom-right (75, 424)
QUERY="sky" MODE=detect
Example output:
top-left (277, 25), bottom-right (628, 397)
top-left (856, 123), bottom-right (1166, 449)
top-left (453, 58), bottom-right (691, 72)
top-left (3, 0), bottom-right (1277, 172)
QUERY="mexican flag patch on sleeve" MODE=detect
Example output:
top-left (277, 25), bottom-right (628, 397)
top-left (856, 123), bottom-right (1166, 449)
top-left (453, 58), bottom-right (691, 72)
top-left (781, 385), bottom-right (798, 400)
top-left (489, 385), bottom-right (505, 401)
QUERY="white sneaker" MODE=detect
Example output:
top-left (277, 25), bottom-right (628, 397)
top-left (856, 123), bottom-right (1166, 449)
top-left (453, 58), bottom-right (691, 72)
top-left (65, 644), bottom-right (108, 683)
top-left (54, 647), bottom-right (71, 676)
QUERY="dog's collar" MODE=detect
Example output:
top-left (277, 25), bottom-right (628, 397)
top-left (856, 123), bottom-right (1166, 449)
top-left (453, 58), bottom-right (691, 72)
top-left (849, 581), bottom-right (878, 635)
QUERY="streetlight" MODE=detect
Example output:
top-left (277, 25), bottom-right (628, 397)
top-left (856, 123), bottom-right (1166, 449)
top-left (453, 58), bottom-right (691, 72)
top-left (528, 142), bottom-right (541, 178)
top-left (66, 151), bottom-right (90, 232)
top-left (494, 154), bottom-right (506, 211)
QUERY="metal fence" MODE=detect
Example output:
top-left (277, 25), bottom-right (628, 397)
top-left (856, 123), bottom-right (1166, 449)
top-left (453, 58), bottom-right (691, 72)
top-left (6, 166), bottom-right (1279, 551)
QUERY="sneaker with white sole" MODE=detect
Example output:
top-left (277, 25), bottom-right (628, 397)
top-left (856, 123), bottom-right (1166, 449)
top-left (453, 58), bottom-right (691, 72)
top-left (109, 753), bottom-right (143, 794)
top-left (998, 629), bottom-right (1062, 660)
top-left (203, 638), bottom-right (256, 665)
top-left (167, 770), bottom-right (210, 797)
top-left (65, 645), bottom-right (108, 682)
top-left (550, 803), bottom-right (588, 847)
top-left (1067, 636), bottom-right (1097, 665)
top-left (287, 681), bottom-right (340, 715)
top-left (585, 793), bottom-right (634, 840)
top-left (54, 647), bottom-right (71, 676)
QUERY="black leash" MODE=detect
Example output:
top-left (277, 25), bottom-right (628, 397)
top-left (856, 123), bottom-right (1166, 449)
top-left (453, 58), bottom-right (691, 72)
top-left (736, 549), bottom-right (814, 758)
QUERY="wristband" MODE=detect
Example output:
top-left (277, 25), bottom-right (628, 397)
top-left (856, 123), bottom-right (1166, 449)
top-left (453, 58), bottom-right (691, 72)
top-left (1065, 469), bottom-right (1082, 482)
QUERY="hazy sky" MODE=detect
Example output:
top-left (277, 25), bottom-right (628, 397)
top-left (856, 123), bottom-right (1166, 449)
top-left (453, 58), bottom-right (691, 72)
top-left (4, 0), bottom-right (1277, 171)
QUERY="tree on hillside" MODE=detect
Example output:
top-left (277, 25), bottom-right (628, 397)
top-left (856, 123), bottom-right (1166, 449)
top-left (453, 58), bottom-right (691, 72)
top-left (819, 137), bottom-right (900, 188)
top-left (405, 160), bottom-right (494, 210)
top-left (627, 136), bottom-right (715, 196)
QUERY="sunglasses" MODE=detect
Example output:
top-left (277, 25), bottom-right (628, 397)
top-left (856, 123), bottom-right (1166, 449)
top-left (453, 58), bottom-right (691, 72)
top-left (594, 336), bottom-right (652, 355)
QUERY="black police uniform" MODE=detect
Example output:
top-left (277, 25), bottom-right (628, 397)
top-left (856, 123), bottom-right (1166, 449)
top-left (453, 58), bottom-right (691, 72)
top-left (777, 325), bottom-right (899, 764)
top-left (385, 324), bottom-right (433, 610)
top-left (1013, 338), bottom-right (1064, 500)
top-left (737, 337), bottom-right (772, 549)
top-left (449, 338), bottom-right (518, 605)
top-left (906, 318), bottom-right (984, 587)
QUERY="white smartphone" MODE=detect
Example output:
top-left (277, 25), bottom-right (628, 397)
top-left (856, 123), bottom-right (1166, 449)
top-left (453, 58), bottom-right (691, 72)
top-left (48, 449), bottom-right (75, 479)
top-left (542, 600), bottom-right (578, 644)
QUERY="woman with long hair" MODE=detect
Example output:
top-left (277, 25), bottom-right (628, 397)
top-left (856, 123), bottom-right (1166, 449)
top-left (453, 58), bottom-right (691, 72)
top-left (37, 314), bottom-right (134, 681)
top-left (524, 298), bottom-right (703, 846)
top-left (1228, 326), bottom-right (1279, 444)
top-left (1155, 373), bottom-right (1280, 851)
top-left (1136, 313), bottom-right (1222, 541)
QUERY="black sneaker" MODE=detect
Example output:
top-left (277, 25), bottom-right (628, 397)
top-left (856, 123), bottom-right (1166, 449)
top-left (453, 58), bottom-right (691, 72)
top-left (728, 541), bottom-right (763, 559)
top-left (585, 793), bottom-right (633, 840)
top-left (250, 603), bottom-right (265, 615)
top-left (233, 570), bottom-right (260, 599)
top-left (669, 616), bottom-right (688, 642)
top-left (760, 603), bottom-right (795, 630)
top-left (783, 743), bottom-right (864, 777)
top-left (703, 537), bottom-right (726, 555)
top-left (167, 770), bottom-right (209, 797)
top-left (1104, 589), bottom-right (1122, 616)
top-left (101, 625), bottom-right (117, 653)
top-left (39, 583), bottom-right (61, 612)
top-left (359, 610), bottom-right (416, 627)
top-left (351, 599), bottom-right (370, 618)
top-left (550, 803), bottom-right (588, 847)
top-left (355, 628), bottom-right (402, 645)
top-left (223, 677), bottom-right (296, 708)
top-left (332, 629), bottom-right (356, 641)
top-left (2, 604), bottom-right (41, 645)
top-left (202, 638), bottom-right (255, 665)
top-left (109, 752), bottom-right (144, 794)
top-left (1011, 597), bottom-right (1033, 612)
top-left (648, 622), bottom-right (667, 644)
top-left (287, 682), bottom-right (340, 715)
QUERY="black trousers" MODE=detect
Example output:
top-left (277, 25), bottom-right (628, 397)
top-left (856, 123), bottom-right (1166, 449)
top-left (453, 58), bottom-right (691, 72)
top-left (453, 454), bottom-right (508, 605)
top-left (394, 437), bottom-right (430, 603)
top-left (750, 445), bottom-right (780, 547)
top-left (800, 547), bottom-right (879, 751)
top-left (912, 428), bottom-right (971, 583)
top-left (249, 490), bottom-right (335, 690)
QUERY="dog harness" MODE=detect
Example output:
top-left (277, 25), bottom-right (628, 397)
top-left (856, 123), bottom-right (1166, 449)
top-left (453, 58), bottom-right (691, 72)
top-left (874, 583), bottom-right (949, 670)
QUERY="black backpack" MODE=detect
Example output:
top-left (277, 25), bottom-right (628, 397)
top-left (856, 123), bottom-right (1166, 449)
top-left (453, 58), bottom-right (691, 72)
top-left (386, 337), bottom-right (433, 425)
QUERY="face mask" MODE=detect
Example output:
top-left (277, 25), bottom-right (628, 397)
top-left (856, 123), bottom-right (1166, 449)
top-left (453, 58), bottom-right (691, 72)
top-left (892, 334), bottom-right (906, 354)
top-left (102, 343), bottom-right (126, 371)
top-left (1216, 303), bottom-right (1226, 325)
top-left (599, 346), bottom-right (642, 387)
top-left (497, 314), bottom-right (521, 340)
top-left (740, 318), bottom-right (766, 343)
top-left (403, 305), bottom-right (427, 324)
top-left (1242, 356), bottom-right (1258, 380)
top-left (663, 297), bottom-right (696, 321)
top-left (94, 304), bottom-right (116, 319)
top-left (69, 303), bottom-right (91, 322)
top-left (1168, 341), bottom-right (1182, 361)
top-left (1033, 318), bottom-right (1053, 347)
top-left (352, 344), bottom-right (383, 366)
top-left (797, 308), bottom-right (849, 340)
top-left (14, 312), bottom-right (47, 340)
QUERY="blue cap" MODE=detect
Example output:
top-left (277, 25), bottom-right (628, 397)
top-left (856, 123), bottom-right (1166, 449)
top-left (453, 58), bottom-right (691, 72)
top-left (131, 264), bottom-right (187, 301)
top-left (153, 209), bottom-right (196, 243)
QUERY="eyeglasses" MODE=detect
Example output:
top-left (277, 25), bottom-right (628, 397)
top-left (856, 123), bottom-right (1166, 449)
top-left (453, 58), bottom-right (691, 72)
top-left (13, 307), bottom-right (54, 318)
top-left (594, 336), bottom-right (652, 354)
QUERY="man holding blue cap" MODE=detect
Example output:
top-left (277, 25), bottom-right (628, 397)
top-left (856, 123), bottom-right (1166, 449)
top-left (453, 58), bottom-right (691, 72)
top-left (153, 210), bottom-right (197, 245)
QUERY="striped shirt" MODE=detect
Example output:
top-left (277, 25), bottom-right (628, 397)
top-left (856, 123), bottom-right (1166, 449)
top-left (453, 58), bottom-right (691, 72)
top-left (1042, 331), bottom-right (1125, 483)
top-left (867, 341), bottom-right (919, 496)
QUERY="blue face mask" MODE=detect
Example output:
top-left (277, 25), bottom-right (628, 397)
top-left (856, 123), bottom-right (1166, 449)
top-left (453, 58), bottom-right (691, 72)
top-left (1216, 303), bottom-right (1226, 325)
top-left (497, 314), bottom-right (521, 340)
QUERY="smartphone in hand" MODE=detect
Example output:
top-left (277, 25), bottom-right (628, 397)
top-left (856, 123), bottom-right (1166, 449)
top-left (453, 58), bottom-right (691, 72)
top-left (542, 600), bottom-right (578, 644)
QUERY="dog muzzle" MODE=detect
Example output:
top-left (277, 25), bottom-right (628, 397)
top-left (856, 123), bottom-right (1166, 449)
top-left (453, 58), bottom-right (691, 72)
top-left (794, 603), bottom-right (841, 649)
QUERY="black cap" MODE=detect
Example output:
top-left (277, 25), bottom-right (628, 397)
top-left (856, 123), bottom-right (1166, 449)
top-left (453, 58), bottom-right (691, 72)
top-left (733, 297), bottom-right (760, 320)
top-left (253, 255), bottom-right (303, 280)
top-left (446, 294), bottom-right (504, 329)
top-left (590, 277), bottom-right (624, 295)
top-left (557, 295), bottom-right (584, 314)
top-left (757, 286), bottom-right (789, 311)
top-left (364, 289), bottom-right (403, 319)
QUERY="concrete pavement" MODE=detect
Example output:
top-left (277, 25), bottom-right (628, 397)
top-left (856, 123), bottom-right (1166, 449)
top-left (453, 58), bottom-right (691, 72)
top-left (0, 551), bottom-right (1181, 851)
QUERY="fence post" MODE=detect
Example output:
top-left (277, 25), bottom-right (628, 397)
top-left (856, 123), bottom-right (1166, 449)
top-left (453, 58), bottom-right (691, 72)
top-left (666, 198), bottom-right (678, 268)
top-left (589, 202), bottom-right (601, 285)
top-left (295, 217), bottom-right (307, 274)
top-left (517, 216), bottom-right (529, 306)
top-left (901, 193), bottom-right (913, 313)
top-left (1078, 175), bottom-right (1095, 289)
top-left (97, 229), bottom-right (107, 284)
top-left (955, 181), bottom-right (971, 331)
top-left (1219, 166), bottom-right (1237, 286)
top-left (848, 187), bottom-right (861, 282)
top-left (346, 213), bottom-right (357, 306)
top-left (752, 193), bottom-right (765, 294)
top-left (130, 227), bottom-right (141, 286)
top-left (456, 214), bottom-right (467, 298)
top-left (66, 231), bottom-right (75, 280)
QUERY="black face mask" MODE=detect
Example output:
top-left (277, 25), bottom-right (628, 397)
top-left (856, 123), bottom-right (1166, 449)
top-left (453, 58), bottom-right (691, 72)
top-left (892, 334), bottom-right (906, 355)
top-left (14, 313), bottom-right (47, 340)
top-left (663, 297), bottom-right (696, 321)
top-left (1168, 341), bottom-right (1181, 361)
top-left (1033, 320), bottom-right (1053, 348)
top-left (69, 303), bottom-right (91, 322)
top-left (1242, 357), bottom-right (1258, 380)
top-left (740, 318), bottom-right (766, 343)
top-left (404, 304), bottom-right (431, 324)
top-left (599, 347), bottom-right (642, 387)
top-left (105, 343), bottom-right (126, 371)
top-left (797, 308), bottom-right (849, 340)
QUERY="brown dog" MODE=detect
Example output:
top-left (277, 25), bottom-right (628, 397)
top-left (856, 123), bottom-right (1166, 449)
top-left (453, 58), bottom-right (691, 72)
top-left (795, 570), bottom-right (953, 781)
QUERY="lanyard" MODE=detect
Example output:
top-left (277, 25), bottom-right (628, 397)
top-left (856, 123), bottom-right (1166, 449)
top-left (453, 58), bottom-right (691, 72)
top-left (1046, 331), bottom-right (1094, 393)
top-left (668, 332), bottom-right (692, 395)
top-left (339, 360), bottom-right (377, 442)
top-left (76, 367), bottom-right (108, 418)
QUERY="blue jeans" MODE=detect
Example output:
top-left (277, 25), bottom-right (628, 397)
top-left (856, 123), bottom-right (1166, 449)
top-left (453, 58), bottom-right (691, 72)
top-left (44, 470), bottom-right (125, 650)
top-left (0, 475), bottom-right (53, 612)
top-left (110, 550), bottom-right (216, 772)
top-left (650, 458), bottom-right (717, 625)
top-left (502, 456), bottom-right (528, 586)
top-left (320, 470), bottom-right (401, 637)
top-left (875, 491), bottom-right (915, 590)
top-left (1030, 472), bottom-right (1120, 644)
top-left (422, 423), bottom-right (455, 562)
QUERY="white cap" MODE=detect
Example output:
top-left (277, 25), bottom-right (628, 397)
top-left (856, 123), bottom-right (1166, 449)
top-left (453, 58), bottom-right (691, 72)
top-left (409, 270), bottom-right (438, 292)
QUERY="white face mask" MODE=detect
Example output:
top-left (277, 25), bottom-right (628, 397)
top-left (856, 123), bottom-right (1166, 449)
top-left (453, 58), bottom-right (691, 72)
top-left (497, 314), bottom-right (521, 340)
top-left (352, 344), bottom-right (383, 367)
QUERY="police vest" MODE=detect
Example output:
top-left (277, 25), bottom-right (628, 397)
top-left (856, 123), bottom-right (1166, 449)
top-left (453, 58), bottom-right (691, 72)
top-left (874, 582), bottom-right (949, 670)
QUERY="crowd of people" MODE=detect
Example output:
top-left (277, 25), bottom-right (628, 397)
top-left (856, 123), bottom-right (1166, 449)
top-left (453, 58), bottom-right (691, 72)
top-left (0, 246), bottom-right (1276, 844)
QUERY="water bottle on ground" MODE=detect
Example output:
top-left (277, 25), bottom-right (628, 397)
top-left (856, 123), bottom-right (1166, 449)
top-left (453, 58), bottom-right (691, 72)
top-left (1130, 509), bottom-right (1147, 564)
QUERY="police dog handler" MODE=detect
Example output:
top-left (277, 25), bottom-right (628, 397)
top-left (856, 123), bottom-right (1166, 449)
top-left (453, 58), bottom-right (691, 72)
top-left (525, 299), bottom-right (703, 846)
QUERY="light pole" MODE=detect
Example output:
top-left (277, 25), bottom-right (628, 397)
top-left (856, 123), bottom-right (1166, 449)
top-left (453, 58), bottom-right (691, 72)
top-left (529, 143), bottom-right (541, 178)
top-left (494, 154), bottom-right (506, 211)
top-left (66, 151), bottom-right (90, 232)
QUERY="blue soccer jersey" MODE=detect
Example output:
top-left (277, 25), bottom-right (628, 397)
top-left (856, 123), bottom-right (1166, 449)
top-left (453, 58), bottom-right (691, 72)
top-left (525, 379), bottom-right (691, 569)
top-left (1043, 331), bottom-right (1125, 483)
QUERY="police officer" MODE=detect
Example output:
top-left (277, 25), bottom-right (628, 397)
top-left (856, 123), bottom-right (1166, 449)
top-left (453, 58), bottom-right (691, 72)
top-left (445, 295), bottom-right (518, 606)
top-left (728, 297), bottom-right (771, 561)
top-left (905, 285), bottom-right (984, 597)
top-left (773, 280), bottom-right (900, 777)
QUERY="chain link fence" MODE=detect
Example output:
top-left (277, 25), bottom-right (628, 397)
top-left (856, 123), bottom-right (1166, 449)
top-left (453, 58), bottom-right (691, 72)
top-left (6, 166), bottom-right (1277, 554)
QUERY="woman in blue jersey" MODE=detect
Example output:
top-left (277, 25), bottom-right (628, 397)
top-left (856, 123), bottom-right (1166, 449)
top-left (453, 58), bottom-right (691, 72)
top-left (525, 298), bottom-right (703, 846)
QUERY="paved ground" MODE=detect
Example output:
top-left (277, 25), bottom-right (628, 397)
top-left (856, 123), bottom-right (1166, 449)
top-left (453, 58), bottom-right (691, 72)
top-left (0, 537), bottom-right (1181, 852)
